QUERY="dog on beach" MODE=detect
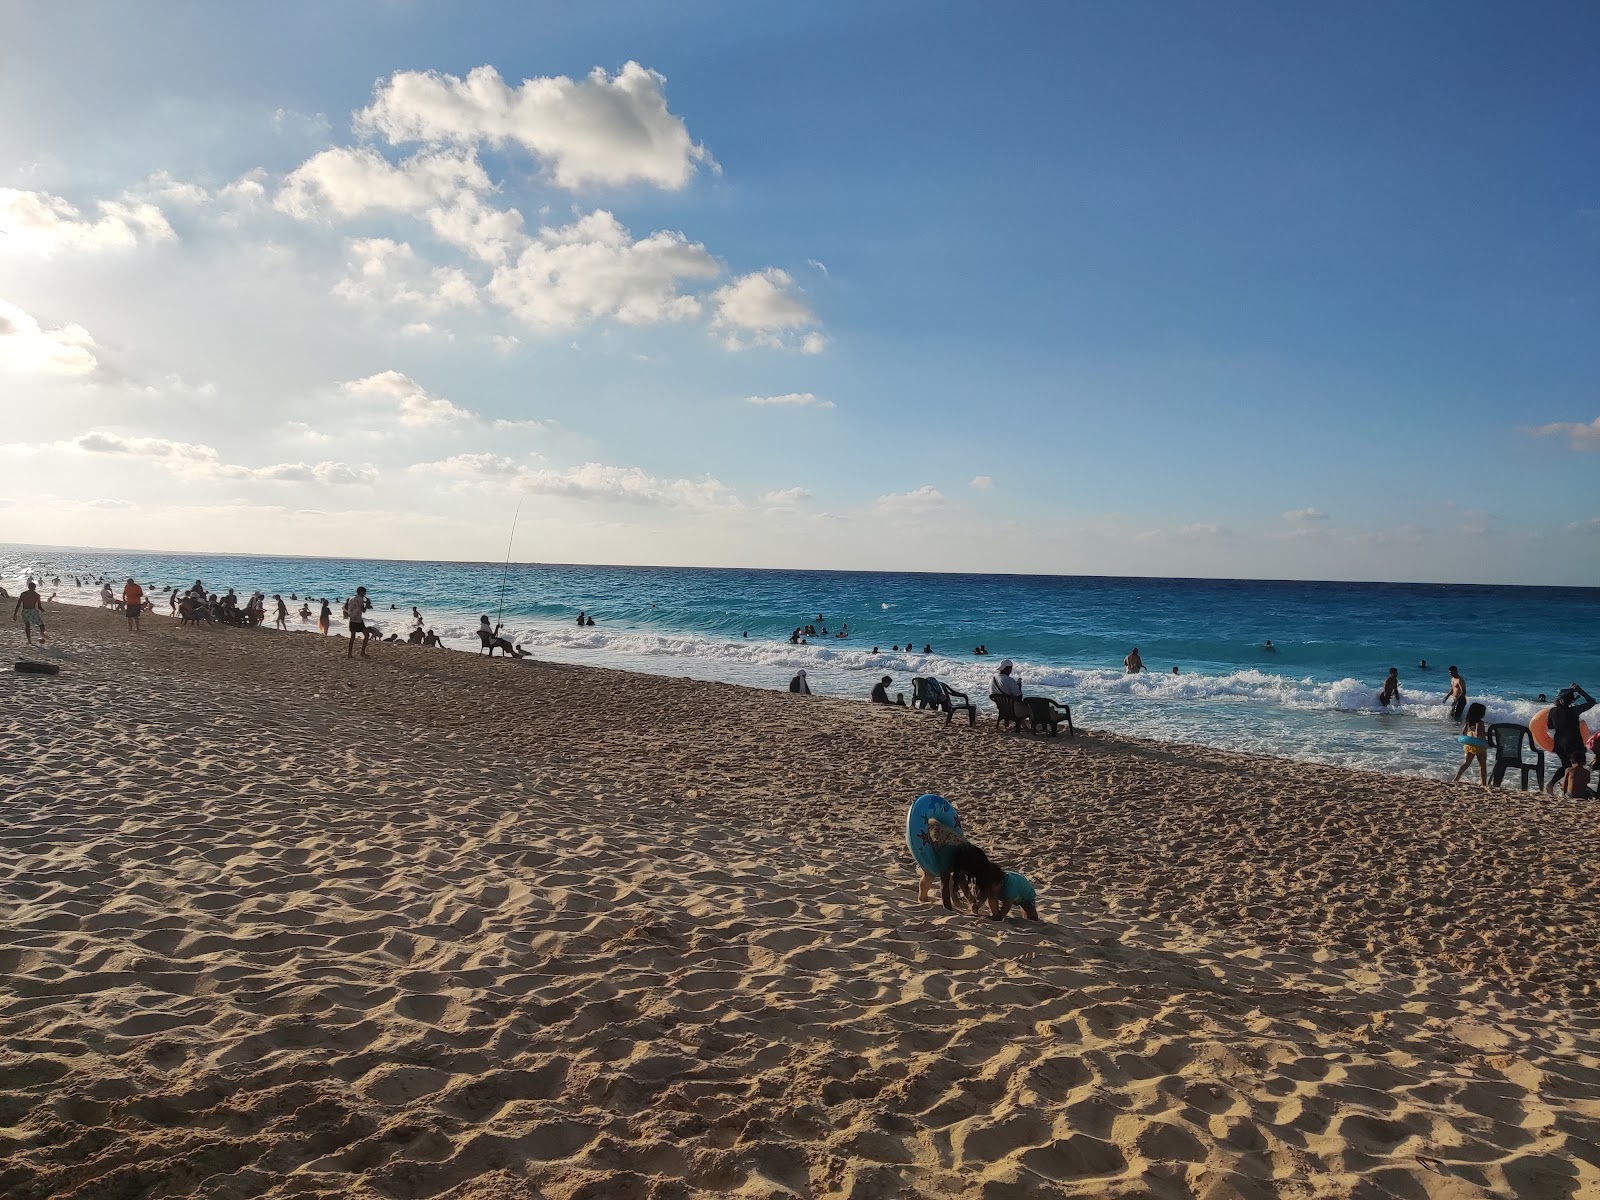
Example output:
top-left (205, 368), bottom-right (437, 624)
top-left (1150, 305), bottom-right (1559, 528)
top-left (942, 842), bottom-right (1005, 913)
top-left (917, 817), bottom-right (971, 903)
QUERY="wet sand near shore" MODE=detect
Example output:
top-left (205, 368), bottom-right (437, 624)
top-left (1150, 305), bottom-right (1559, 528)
top-left (3, 606), bottom-right (1597, 1199)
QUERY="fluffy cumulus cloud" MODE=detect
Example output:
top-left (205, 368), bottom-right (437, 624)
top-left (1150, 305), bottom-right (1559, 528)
top-left (744, 392), bottom-right (833, 409)
top-left (356, 62), bottom-right (713, 191)
top-left (259, 61), bottom-right (823, 350)
top-left (1283, 507), bottom-right (1329, 522)
top-left (0, 188), bottom-right (174, 255)
top-left (710, 269), bottom-right (823, 351)
top-left (487, 210), bottom-right (718, 329)
top-left (0, 299), bottom-right (99, 376)
top-left (63, 430), bottom-right (375, 484)
top-left (413, 453), bottom-right (733, 510)
top-left (341, 371), bottom-right (476, 426)
top-left (876, 485), bottom-right (947, 513)
top-left (334, 238), bottom-right (479, 312)
top-left (970, 475), bottom-right (993, 490)
top-left (276, 147), bottom-right (491, 221)
top-left (1530, 416), bottom-right (1600, 452)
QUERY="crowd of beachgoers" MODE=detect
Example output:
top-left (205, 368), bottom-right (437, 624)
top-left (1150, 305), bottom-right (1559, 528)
top-left (11, 569), bottom-right (1596, 799)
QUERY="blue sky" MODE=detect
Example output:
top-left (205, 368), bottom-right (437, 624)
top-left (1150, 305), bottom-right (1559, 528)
top-left (2, 1), bottom-right (1596, 583)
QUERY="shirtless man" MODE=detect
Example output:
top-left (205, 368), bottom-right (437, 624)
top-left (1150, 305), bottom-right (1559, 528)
top-left (13, 580), bottom-right (47, 645)
top-left (1123, 647), bottom-right (1144, 674)
top-left (1445, 666), bottom-right (1467, 722)
top-left (1379, 667), bottom-right (1400, 707)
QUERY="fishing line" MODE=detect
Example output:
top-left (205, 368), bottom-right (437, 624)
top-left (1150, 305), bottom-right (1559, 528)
top-left (494, 498), bottom-right (522, 630)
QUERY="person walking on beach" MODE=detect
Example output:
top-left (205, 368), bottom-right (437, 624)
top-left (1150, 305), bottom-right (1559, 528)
top-left (1453, 702), bottom-right (1489, 785)
top-left (122, 578), bottom-right (144, 632)
top-left (1379, 667), bottom-right (1400, 708)
top-left (1546, 684), bottom-right (1596, 798)
top-left (12, 580), bottom-right (46, 645)
top-left (1445, 666), bottom-right (1468, 722)
top-left (318, 599), bottom-right (332, 636)
top-left (274, 594), bottom-right (288, 630)
top-left (347, 586), bottom-right (374, 658)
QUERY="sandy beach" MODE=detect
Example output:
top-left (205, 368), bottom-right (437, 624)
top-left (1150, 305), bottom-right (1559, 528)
top-left (2, 605), bottom-right (1597, 1200)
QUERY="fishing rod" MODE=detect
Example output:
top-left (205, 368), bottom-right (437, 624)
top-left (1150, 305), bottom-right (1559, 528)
top-left (494, 498), bottom-right (522, 630)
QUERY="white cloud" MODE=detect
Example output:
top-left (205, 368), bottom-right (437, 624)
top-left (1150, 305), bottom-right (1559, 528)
top-left (426, 191), bottom-right (529, 264)
top-left (333, 238), bottom-right (479, 312)
top-left (1568, 516), bottom-right (1600, 533)
top-left (876, 485), bottom-right (947, 513)
top-left (341, 370), bottom-right (475, 426)
top-left (285, 421), bottom-right (332, 444)
top-left (0, 299), bottom-right (99, 376)
top-left (970, 475), bottom-right (993, 490)
top-left (62, 430), bottom-right (375, 484)
top-left (1179, 522), bottom-right (1233, 539)
top-left (487, 210), bottom-right (718, 330)
top-left (514, 462), bottom-right (734, 509)
top-left (710, 268), bottom-right (822, 350)
top-left (412, 452), bottom-right (523, 477)
top-left (356, 62), bottom-right (713, 191)
top-left (807, 259), bottom-right (829, 276)
top-left (1530, 416), bottom-right (1600, 452)
top-left (745, 392), bottom-right (833, 409)
top-left (0, 187), bottom-right (174, 255)
top-left (1283, 507), bottom-right (1329, 522)
top-left (762, 487), bottom-right (811, 507)
top-left (276, 147), bottom-right (491, 221)
top-left (413, 453), bottom-right (734, 509)
top-left (491, 417), bottom-right (552, 433)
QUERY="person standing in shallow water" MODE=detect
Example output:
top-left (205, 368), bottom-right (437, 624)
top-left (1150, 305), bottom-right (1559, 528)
top-left (1445, 666), bottom-right (1467, 722)
top-left (1379, 668), bottom-right (1400, 708)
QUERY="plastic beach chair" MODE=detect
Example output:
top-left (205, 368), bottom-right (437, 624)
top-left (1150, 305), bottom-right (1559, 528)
top-left (1024, 696), bottom-right (1075, 737)
top-left (990, 692), bottom-right (1031, 734)
top-left (1488, 723), bottom-right (1544, 791)
top-left (914, 678), bottom-right (976, 727)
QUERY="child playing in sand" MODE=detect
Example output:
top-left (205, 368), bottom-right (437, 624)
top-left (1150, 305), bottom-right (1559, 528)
top-left (1453, 702), bottom-right (1488, 785)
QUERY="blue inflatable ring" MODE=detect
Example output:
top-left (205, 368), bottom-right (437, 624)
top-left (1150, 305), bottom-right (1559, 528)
top-left (907, 793), bottom-right (963, 875)
top-left (1458, 735), bottom-right (1487, 749)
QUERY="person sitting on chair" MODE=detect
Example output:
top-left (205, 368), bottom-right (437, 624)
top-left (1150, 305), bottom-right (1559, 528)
top-left (991, 659), bottom-right (1030, 731)
top-left (871, 675), bottom-right (906, 706)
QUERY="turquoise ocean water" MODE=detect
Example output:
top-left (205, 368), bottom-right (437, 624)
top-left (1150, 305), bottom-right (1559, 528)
top-left (5, 543), bottom-right (1595, 779)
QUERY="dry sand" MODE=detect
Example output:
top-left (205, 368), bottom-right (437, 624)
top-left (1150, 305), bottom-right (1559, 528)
top-left (2, 605), bottom-right (1597, 1199)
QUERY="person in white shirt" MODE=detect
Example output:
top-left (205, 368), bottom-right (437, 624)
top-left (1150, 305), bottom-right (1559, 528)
top-left (478, 614), bottom-right (526, 658)
top-left (990, 659), bottom-right (1031, 732)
